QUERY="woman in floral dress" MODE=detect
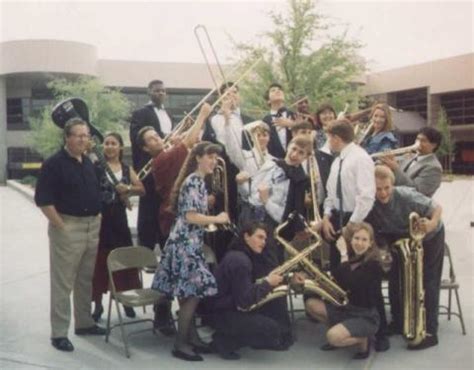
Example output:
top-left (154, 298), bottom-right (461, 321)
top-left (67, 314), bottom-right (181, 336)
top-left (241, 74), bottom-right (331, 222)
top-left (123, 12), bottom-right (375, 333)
top-left (152, 141), bottom-right (230, 361)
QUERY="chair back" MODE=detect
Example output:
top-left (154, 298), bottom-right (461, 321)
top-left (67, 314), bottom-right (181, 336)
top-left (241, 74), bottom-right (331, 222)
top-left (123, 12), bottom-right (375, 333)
top-left (444, 243), bottom-right (456, 282)
top-left (107, 246), bottom-right (157, 273)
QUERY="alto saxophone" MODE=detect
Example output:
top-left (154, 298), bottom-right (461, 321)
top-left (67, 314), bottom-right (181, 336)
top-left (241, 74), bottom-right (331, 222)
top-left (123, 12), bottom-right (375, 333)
top-left (393, 212), bottom-right (427, 346)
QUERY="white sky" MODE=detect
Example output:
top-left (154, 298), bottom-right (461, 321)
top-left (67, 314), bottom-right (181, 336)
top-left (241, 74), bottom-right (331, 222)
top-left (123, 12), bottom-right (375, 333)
top-left (1, 0), bottom-right (473, 72)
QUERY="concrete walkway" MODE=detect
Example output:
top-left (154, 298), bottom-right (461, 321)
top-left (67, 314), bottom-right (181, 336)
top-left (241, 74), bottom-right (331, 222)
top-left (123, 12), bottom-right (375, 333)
top-left (1, 179), bottom-right (473, 369)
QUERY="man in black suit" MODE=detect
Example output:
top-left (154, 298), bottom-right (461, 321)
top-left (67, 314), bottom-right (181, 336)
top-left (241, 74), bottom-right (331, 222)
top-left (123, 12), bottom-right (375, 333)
top-left (130, 80), bottom-right (174, 250)
top-left (262, 83), bottom-right (295, 159)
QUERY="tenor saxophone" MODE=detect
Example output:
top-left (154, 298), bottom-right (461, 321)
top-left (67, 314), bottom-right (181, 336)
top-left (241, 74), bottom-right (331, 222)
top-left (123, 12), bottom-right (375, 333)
top-left (393, 212), bottom-right (426, 346)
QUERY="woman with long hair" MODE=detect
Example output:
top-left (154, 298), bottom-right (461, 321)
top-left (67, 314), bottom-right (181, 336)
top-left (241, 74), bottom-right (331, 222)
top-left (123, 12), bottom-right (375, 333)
top-left (305, 222), bottom-right (383, 359)
top-left (91, 132), bottom-right (145, 321)
top-left (360, 103), bottom-right (398, 155)
top-left (314, 103), bottom-right (337, 151)
top-left (152, 141), bottom-right (230, 361)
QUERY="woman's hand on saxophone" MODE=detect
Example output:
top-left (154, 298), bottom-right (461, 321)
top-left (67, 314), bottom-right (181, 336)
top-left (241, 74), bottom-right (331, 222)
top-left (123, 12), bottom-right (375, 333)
top-left (265, 272), bottom-right (283, 287)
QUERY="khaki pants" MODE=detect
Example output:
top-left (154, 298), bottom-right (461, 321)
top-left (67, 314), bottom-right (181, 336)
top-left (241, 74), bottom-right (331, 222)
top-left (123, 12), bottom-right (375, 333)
top-left (48, 214), bottom-right (100, 338)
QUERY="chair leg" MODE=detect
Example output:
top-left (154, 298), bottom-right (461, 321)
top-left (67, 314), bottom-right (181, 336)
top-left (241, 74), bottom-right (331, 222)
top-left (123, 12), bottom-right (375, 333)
top-left (115, 298), bottom-right (130, 358)
top-left (448, 289), bottom-right (452, 320)
top-left (105, 294), bottom-right (113, 343)
top-left (454, 289), bottom-right (467, 335)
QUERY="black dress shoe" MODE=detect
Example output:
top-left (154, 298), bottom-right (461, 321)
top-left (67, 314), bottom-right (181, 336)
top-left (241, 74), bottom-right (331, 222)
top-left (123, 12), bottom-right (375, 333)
top-left (192, 344), bottom-right (214, 354)
top-left (171, 349), bottom-right (203, 361)
top-left (92, 304), bottom-right (104, 322)
top-left (51, 337), bottom-right (74, 352)
top-left (353, 340), bottom-right (371, 360)
top-left (75, 325), bottom-right (107, 336)
top-left (375, 335), bottom-right (390, 352)
top-left (123, 305), bottom-right (136, 318)
top-left (320, 343), bottom-right (337, 351)
top-left (407, 334), bottom-right (438, 350)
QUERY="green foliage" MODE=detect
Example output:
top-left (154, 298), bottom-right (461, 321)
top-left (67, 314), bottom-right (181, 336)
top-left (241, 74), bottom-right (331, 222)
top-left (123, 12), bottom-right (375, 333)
top-left (20, 175), bottom-right (37, 187)
top-left (232, 0), bottom-right (366, 116)
top-left (29, 76), bottom-right (131, 158)
top-left (436, 108), bottom-right (455, 163)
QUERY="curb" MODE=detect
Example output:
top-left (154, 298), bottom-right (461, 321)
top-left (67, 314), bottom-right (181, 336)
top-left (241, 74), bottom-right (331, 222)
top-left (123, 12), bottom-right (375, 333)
top-left (6, 180), bottom-right (35, 203)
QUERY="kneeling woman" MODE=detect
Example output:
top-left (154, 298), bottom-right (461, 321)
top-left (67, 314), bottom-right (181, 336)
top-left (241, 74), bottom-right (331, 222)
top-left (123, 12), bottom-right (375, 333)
top-left (305, 222), bottom-right (383, 359)
top-left (205, 222), bottom-right (294, 360)
top-left (152, 142), bottom-right (230, 362)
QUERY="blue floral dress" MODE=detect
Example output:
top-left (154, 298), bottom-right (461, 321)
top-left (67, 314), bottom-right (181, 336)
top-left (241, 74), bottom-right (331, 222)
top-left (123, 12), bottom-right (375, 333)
top-left (152, 173), bottom-right (218, 299)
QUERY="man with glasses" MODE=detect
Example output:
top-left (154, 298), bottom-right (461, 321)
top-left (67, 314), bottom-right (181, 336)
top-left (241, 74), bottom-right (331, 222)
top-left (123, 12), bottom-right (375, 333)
top-left (35, 118), bottom-right (106, 352)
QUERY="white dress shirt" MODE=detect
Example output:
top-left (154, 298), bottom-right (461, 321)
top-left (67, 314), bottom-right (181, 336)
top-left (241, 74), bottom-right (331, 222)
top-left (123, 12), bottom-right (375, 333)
top-left (210, 109), bottom-right (245, 167)
top-left (240, 160), bottom-right (289, 224)
top-left (152, 104), bottom-right (173, 135)
top-left (324, 142), bottom-right (375, 223)
top-left (270, 109), bottom-right (289, 150)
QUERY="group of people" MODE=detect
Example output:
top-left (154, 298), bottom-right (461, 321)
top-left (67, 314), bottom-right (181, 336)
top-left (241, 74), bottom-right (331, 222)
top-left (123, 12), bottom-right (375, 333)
top-left (34, 78), bottom-right (446, 363)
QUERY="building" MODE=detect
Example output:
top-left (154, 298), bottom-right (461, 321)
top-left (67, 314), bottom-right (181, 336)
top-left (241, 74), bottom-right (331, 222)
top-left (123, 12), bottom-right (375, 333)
top-left (1, 39), bottom-right (473, 183)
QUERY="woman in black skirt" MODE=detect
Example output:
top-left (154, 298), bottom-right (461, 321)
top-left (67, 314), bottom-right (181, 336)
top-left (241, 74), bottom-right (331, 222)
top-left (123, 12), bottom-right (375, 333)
top-left (305, 222), bottom-right (383, 359)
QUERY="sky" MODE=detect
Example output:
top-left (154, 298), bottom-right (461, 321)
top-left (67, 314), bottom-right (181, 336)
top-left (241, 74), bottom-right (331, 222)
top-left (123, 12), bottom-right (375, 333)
top-left (0, 0), bottom-right (473, 72)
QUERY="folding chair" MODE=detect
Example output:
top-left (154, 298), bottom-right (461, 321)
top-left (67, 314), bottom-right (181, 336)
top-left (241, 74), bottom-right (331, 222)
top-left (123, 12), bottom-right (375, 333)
top-left (105, 246), bottom-right (164, 358)
top-left (439, 243), bottom-right (466, 335)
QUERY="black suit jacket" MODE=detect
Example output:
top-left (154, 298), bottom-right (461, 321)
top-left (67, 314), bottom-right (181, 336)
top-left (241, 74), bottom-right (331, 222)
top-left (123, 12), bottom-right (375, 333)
top-left (315, 149), bottom-right (334, 191)
top-left (262, 108), bottom-right (295, 159)
top-left (129, 103), bottom-right (174, 171)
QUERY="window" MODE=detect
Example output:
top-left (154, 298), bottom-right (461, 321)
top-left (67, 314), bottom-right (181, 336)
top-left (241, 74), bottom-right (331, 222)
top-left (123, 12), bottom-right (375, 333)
top-left (7, 98), bottom-right (30, 130)
top-left (395, 88), bottom-right (428, 118)
top-left (440, 90), bottom-right (474, 126)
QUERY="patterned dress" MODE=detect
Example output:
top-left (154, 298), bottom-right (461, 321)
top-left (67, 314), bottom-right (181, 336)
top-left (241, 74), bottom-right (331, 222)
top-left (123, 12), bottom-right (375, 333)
top-left (152, 173), bottom-right (218, 299)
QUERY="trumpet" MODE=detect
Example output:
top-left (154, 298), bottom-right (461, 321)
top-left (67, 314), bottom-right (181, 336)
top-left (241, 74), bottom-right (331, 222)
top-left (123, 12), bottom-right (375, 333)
top-left (371, 141), bottom-right (420, 159)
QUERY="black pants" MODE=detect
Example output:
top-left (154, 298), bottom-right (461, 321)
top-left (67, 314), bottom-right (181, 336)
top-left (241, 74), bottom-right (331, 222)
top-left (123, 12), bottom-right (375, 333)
top-left (210, 297), bottom-right (291, 354)
top-left (388, 227), bottom-right (445, 335)
top-left (137, 191), bottom-right (160, 250)
top-left (327, 210), bottom-right (352, 269)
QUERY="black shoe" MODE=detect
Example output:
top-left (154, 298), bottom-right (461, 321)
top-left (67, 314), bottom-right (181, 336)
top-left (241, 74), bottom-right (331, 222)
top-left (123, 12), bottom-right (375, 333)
top-left (353, 340), bottom-right (371, 360)
top-left (386, 321), bottom-right (402, 336)
top-left (51, 337), bottom-right (74, 352)
top-left (320, 343), bottom-right (337, 351)
top-left (220, 351), bottom-right (241, 360)
top-left (171, 349), bottom-right (203, 361)
top-left (375, 335), bottom-right (390, 352)
top-left (124, 305), bottom-right (136, 318)
top-left (407, 334), bottom-right (438, 350)
top-left (92, 304), bottom-right (104, 322)
top-left (75, 325), bottom-right (107, 336)
top-left (154, 304), bottom-right (177, 336)
top-left (192, 344), bottom-right (214, 354)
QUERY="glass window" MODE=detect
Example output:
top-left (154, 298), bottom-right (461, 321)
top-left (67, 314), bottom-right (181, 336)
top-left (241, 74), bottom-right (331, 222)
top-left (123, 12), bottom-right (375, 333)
top-left (440, 90), bottom-right (474, 126)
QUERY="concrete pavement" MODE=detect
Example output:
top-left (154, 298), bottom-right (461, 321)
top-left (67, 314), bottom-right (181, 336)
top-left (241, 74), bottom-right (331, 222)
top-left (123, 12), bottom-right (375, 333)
top-left (1, 179), bottom-right (473, 369)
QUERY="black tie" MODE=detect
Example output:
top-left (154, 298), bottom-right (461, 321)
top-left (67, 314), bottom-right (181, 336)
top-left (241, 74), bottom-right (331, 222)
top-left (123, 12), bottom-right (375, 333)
top-left (336, 157), bottom-right (344, 228)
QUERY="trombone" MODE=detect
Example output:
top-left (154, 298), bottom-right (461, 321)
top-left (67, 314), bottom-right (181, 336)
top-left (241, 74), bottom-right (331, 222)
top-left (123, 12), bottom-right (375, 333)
top-left (137, 57), bottom-right (262, 181)
top-left (371, 141), bottom-right (420, 159)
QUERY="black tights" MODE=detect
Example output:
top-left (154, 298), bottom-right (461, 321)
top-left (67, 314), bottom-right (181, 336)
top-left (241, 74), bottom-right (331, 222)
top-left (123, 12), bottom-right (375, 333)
top-left (175, 297), bottom-right (204, 353)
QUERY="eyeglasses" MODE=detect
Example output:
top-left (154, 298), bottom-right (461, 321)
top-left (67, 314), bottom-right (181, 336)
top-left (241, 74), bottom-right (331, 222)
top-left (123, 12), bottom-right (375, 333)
top-left (70, 134), bottom-right (91, 140)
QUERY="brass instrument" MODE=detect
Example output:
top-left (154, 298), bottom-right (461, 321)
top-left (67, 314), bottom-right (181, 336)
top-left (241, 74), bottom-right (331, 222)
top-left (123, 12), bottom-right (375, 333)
top-left (370, 141), bottom-right (420, 159)
top-left (239, 214), bottom-right (321, 312)
top-left (136, 57), bottom-right (262, 181)
top-left (393, 212), bottom-right (426, 346)
top-left (242, 120), bottom-right (267, 169)
top-left (205, 157), bottom-right (238, 234)
top-left (275, 214), bottom-right (349, 307)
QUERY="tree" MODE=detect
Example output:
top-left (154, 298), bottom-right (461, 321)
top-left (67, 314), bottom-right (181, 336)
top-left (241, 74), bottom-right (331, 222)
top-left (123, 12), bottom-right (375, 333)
top-left (29, 77), bottom-right (131, 158)
top-left (231, 0), bottom-right (366, 116)
top-left (436, 108), bottom-right (455, 173)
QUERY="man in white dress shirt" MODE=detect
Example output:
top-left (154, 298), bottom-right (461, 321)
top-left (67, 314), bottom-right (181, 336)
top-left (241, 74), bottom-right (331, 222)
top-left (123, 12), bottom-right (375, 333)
top-left (321, 119), bottom-right (375, 267)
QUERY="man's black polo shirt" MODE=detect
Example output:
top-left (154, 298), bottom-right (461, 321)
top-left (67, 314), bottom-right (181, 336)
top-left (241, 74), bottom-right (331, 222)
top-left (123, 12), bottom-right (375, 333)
top-left (35, 148), bottom-right (101, 216)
